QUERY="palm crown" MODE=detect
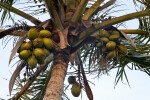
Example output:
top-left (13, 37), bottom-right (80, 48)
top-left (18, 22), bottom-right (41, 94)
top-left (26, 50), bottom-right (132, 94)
top-left (0, 0), bottom-right (150, 100)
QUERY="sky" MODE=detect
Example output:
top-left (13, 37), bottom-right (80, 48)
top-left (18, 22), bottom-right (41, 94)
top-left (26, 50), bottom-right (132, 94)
top-left (0, 0), bottom-right (150, 100)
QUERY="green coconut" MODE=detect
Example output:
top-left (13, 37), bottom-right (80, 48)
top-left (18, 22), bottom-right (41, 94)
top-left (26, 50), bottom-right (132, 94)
top-left (33, 38), bottom-right (43, 48)
top-left (106, 41), bottom-right (116, 50)
top-left (118, 44), bottom-right (128, 55)
top-left (43, 38), bottom-right (53, 49)
top-left (71, 83), bottom-right (81, 97)
top-left (33, 48), bottom-right (45, 58)
top-left (28, 28), bottom-right (39, 40)
top-left (111, 30), bottom-right (120, 36)
top-left (43, 48), bottom-right (50, 57)
top-left (96, 42), bottom-right (102, 47)
top-left (19, 50), bottom-right (31, 60)
top-left (109, 35), bottom-right (120, 41)
top-left (99, 30), bottom-right (109, 37)
top-left (68, 76), bottom-right (76, 84)
top-left (20, 41), bottom-right (32, 51)
top-left (107, 50), bottom-right (116, 59)
top-left (37, 58), bottom-right (45, 65)
top-left (101, 37), bottom-right (109, 44)
top-left (40, 30), bottom-right (52, 38)
top-left (28, 55), bottom-right (37, 68)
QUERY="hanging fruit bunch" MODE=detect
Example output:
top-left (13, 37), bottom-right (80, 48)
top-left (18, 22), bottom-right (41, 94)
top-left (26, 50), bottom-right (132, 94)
top-left (68, 76), bottom-right (81, 97)
top-left (95, 29), bottom-right (128, 60)
top-left (17, 28), bottom-right (53, 69)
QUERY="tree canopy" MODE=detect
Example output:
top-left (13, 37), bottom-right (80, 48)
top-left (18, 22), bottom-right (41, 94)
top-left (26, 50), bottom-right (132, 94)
top-left (0, 0), bottom-right (150, 100)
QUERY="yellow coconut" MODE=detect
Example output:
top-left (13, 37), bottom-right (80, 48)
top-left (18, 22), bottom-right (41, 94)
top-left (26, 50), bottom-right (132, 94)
top-left (28, 28), bottom-right (39, 40)
top-left (20, 41), bottom-right (32, 51)
top-left (33, 48), bottom-right (45, 58)
top-left (118, 44), bottom-right (128, 55)
top-left (109, 35), bottom-right (120, 41)
top-left (101, 37), bottom-right (109, 44)
top-left (107, 50), bottom-right (116, 59)
top-left (33, 38), bottom-right (43, 48)
top-left (99, 30), bottom-right (109, 37)
top-left (71, 83), bottom-right (81, 97)
top-left (43, 48), bottom-right (50, 57)
top-left (111, 30), bottom-right (120, 36)
top-left (19, 50), bottom-right (31, 60)
top-left (40, 30), bottom-right (52, 38)
top-left (43, 38), bottom-right (53, 49)
top-left (68, 76), bottom-right (76, 84)
top-left (28, 55), bottom-right (37, 68)
top-left (106, 41), bottom-right (116, 50)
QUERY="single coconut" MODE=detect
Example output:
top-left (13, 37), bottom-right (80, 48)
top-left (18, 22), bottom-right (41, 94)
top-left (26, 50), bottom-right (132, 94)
top-left (106, 41), bottom-right (116, 50)
top-left (43, 38), bottom-right (53, 49)
top-left (107, 50), bottom-right (116, 59)
top-left (68, 76), bottom-right (76, 84)
top-left (109, 34), bottom-right (120, 41)
top-left (33, 48), bottom-right (45, 58)
top-left (96, 42), bottom-right (102, 47)
top-left (28, 55), bottom-right (37, 68)
top-left (111, 30), bottom-right (120, 36)
top-left (19, 50), bottom-right (31, 60)
top-left (101, 37), bottom-right (109, 44)
top-left (43, 48), bottom-right (50, 57)
top-left (37, 58), bottom-right (45, 65)
top-left (20, 41), bottom-right (32, 51)
top-left (118, 44), bottom-right (128, 55)
top-left (33, 38), bottom-right (43, 48)
top-left (71, 82), bottom-right (81, 97)
top-left (99, 30), bottom-right (109, 37)
top-left (40, 30), bottom-right (52, 38)
top-left (28, 28), bottom-right (39, 40)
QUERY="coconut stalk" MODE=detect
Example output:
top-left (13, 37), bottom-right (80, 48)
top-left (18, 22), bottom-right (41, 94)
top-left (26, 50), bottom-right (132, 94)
top-left (43, 48), bottom-right (70, 100)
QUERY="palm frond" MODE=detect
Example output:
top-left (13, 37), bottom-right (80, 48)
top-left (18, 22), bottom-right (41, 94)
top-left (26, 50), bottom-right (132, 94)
top-left (32, 65), bottom-right (53, 100)
top-left (133, 0), bottom-right (150, 9)
top-left (10, 60), bottom-right (53, 100)
top-left (136, 16), bottom-right (150, 44)
top-left (0, 0), bottom-right (16, 25)
top-left (0, 23), bottom-right (31, 39)
top-left (132, 0), bottom-right (150, 44)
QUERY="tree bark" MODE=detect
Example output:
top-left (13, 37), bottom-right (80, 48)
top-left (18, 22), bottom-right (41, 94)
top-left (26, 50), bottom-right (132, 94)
top-left (43, 48), bottom-right (70, 100)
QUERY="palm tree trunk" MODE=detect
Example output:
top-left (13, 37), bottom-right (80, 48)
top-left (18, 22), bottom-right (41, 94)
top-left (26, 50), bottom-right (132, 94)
top-left (43, 48), bottom-right (70, 100)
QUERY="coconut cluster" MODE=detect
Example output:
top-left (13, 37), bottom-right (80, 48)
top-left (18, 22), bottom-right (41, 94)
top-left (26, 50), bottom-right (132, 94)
top-left (96, 30), bottom-right (128, 59)
top-left (68, 76), bottom-right (81, 97)
top-left (18, 28), bottom-right (53, 69)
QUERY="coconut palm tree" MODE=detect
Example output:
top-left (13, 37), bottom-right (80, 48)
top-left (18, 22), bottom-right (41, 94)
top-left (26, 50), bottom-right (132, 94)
top-left (0, 0), bottom-right (150, 100)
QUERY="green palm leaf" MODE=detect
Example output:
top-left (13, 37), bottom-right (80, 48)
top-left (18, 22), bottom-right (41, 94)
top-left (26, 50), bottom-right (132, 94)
top-left (0, 0), bottom-right (16, 25)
